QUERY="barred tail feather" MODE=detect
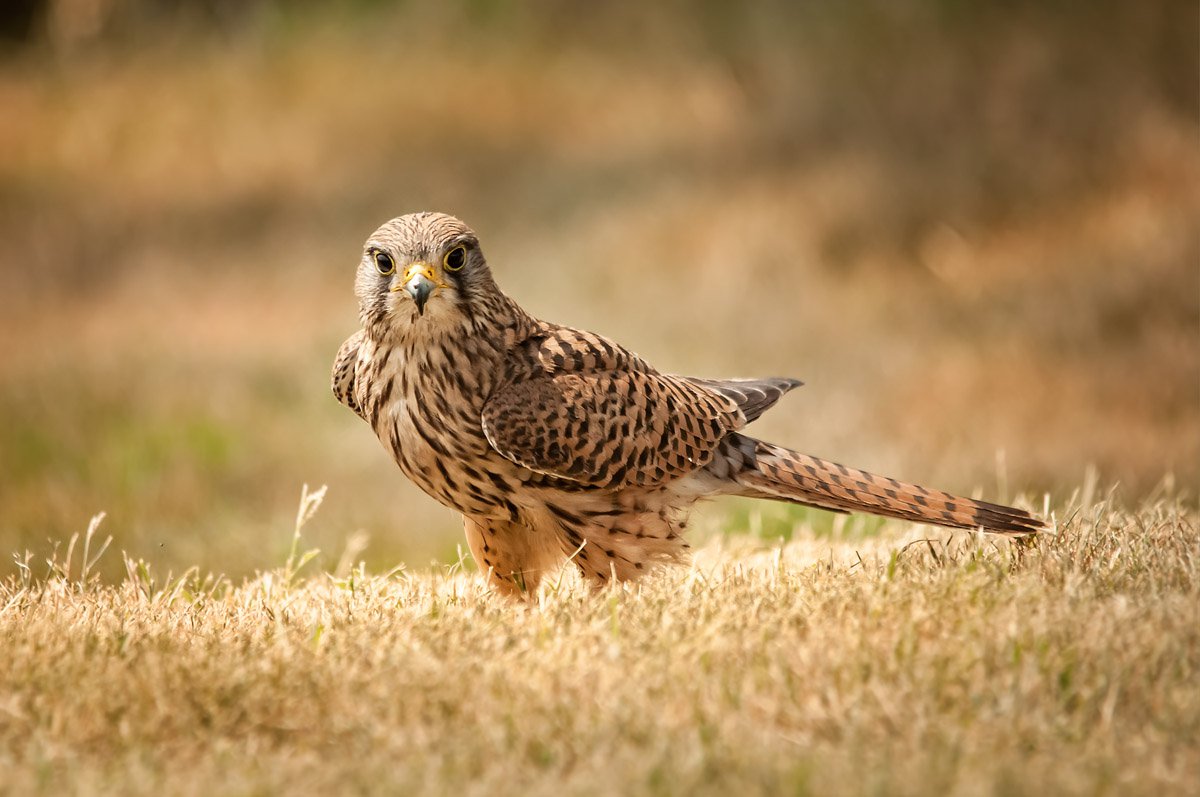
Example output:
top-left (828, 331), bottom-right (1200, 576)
top-left (735, 439), bottom-right (1044, 534)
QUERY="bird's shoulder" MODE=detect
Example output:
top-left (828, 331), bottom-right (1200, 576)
top-left (511, 320), bottom-right (656, 377)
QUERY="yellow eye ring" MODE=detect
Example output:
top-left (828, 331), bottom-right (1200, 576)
top-left (443, 245), bottom-right (467, 272)
top-left (374, 251), bottom-right (395, 276)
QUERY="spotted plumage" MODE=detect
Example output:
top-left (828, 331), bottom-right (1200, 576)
top-left (333, 212), bottom-right (1045, 596)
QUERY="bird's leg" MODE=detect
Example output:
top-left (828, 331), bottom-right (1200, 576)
top-left (463, 515), bottom-right (561, 599)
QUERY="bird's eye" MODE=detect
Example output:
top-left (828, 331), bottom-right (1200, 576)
top-left (374, 251), bottom-right (395, 276)
top-left (444, 245), bottom-right (467, 272)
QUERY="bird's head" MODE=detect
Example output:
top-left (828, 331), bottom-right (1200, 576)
top-left (356, 212), bottom-right (496, 337)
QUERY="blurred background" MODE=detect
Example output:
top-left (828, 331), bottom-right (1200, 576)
top-left (0, 1), bottom-right (1196, 579)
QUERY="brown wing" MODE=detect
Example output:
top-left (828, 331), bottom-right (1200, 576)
top-left (482, 327), bottom-right (744, 489)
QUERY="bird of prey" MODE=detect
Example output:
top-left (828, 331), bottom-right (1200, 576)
top-left (333, 212), bottom-right (1043, 596)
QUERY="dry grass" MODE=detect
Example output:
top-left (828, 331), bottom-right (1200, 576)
top-left (1, 487), bottom-right (1195, 796)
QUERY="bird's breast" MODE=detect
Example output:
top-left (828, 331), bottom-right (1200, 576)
top-left (361, 341), bottom-right (523, 518)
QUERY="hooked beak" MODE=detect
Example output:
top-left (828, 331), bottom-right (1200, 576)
top-left (391, 263), bottom-right (440, 316)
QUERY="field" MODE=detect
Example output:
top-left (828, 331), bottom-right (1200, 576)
top-left (2, 490), bottom-right (1197, 795)
top-left (0, 3), bottom-right (1197, 794)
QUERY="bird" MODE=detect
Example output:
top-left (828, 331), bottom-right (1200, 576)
top-left (333, 212), bottom-right (1044, 596)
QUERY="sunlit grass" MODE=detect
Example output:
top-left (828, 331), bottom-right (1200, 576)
top-left (1, 487), bottom-right (1195, 796)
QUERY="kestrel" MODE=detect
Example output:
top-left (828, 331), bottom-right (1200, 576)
top-left (333, 212), bottom-right (1043, 596)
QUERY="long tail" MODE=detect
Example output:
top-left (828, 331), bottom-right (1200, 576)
top-left (729, 436), bottom-right (1044, 534)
